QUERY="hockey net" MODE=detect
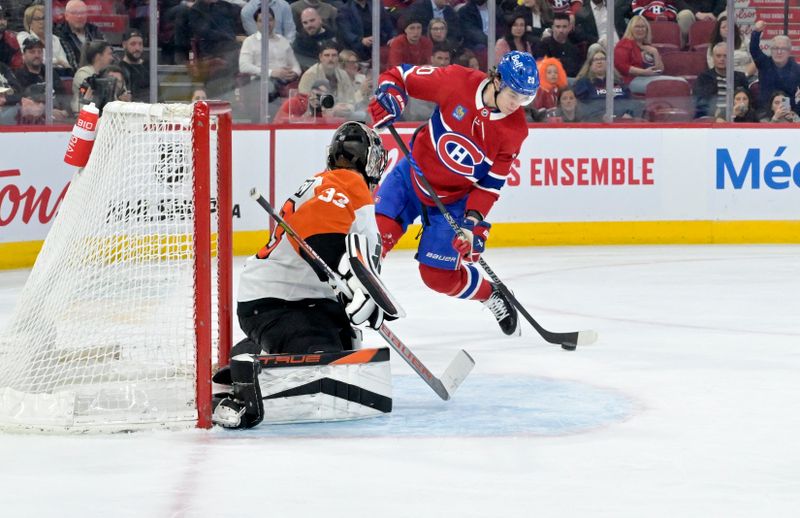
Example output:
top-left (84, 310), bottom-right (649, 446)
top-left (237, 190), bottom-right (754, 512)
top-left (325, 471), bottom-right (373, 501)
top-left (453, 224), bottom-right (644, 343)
top-left (0, 101), bottom-right (232, 433)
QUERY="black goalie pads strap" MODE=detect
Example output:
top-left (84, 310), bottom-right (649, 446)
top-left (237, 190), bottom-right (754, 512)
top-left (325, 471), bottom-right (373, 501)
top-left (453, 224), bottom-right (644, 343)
top-left (343, 233), bottom-right (406, 318)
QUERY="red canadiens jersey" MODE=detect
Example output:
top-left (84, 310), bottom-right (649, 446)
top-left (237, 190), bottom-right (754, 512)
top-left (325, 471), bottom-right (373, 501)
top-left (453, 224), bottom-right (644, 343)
top-left (380, 64), bottom-right (529, 217)
top-left (631, 0), bottom-right (678, 21)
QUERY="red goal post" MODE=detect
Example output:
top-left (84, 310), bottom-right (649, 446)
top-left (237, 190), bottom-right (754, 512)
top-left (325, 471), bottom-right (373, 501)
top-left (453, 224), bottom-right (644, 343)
top-left (0, 101), bottom-right (233, 433)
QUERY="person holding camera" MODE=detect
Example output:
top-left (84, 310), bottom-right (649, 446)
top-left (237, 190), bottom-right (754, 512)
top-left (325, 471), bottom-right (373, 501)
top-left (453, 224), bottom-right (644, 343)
top-left (273, 78), bottom-right (346, 123)
top-left (298, 41), bottom-right (361, 119)
top-left (760, 90), bottom-right (800, 123)
top-left (71, 40), bottom-right (113, 113)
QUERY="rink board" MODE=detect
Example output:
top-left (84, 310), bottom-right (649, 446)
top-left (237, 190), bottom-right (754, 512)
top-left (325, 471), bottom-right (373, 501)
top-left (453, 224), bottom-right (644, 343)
top-left (1, 125), bottom-right (798, 268)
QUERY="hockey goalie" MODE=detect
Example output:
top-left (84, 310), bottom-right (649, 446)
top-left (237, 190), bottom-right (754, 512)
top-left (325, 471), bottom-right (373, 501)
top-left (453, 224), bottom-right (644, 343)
top-left (212, 122), bottom-right (403, 429)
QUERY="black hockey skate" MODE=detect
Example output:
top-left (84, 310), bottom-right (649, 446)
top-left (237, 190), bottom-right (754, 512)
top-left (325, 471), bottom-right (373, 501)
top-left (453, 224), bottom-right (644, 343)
top-left (483, 284), bottom-right (520, 336)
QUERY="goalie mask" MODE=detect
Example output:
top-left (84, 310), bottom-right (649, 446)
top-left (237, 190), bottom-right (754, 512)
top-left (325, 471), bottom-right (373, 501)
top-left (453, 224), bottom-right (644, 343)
top-left (326, 121), bottom-right (388, 187)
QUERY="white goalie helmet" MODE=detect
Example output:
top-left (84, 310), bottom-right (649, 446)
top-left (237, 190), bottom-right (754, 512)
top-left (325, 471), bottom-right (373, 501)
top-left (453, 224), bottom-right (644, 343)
top-left (326, 121), bottom-right (388, 187)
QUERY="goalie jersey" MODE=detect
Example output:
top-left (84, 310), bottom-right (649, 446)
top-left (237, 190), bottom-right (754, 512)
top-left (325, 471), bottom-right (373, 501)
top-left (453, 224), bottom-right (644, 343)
top-left (238, 168), bottom-right (381, 305)
top-left (378, 64), bottom-right (529, 217)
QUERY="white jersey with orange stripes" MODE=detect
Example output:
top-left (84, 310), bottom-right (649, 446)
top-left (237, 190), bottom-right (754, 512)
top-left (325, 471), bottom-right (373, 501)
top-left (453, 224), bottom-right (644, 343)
top-left (238, 168), bottom-right (380, 303)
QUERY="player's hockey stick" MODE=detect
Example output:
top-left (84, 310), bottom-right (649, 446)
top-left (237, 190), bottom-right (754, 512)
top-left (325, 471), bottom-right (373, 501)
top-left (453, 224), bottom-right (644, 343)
top-left (386, 125), bottom-right (597, 350)
top-left (249, 188), bottom-right (474, 400)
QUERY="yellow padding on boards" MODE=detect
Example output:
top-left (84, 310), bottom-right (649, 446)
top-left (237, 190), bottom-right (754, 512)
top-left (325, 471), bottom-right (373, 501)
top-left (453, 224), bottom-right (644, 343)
top-left (3, 221), bottom-right (799, 269)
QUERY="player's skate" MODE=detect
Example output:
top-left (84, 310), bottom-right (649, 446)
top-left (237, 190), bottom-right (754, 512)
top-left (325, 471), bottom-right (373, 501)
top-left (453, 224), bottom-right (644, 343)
top-left (212, 397), bottom-right (246, 428)
top-left (483, 284), bottom-right (520, 336)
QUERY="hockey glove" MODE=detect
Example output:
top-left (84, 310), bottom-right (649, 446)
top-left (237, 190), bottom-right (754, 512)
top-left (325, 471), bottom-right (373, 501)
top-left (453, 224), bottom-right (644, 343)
top-left (369, 83), bottom-right (407, 128)
top-left (344, 287), bottom-right (386, 330)
top-left (337, 249), bottom-right (398, 330)
top-left (453, 219), bottom-right (491, 263)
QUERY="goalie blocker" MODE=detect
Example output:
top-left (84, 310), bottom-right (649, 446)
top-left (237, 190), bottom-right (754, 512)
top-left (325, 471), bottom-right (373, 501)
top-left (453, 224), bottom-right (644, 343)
top-left (212, 345), bottom-right (392, 428)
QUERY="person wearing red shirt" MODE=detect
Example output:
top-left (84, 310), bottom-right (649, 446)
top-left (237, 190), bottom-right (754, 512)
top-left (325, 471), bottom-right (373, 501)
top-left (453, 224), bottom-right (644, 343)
top-left (388, 17), bottom-right (432, 67)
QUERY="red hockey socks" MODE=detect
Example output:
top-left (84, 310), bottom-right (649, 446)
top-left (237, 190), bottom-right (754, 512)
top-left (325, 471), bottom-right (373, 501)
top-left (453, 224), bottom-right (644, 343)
top-left (419, 263), bottom-right (493, 301)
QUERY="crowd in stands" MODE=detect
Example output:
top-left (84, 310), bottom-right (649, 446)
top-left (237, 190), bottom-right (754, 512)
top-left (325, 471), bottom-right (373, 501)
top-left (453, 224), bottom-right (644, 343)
top-left (0, 0), bottom-right (798, 125)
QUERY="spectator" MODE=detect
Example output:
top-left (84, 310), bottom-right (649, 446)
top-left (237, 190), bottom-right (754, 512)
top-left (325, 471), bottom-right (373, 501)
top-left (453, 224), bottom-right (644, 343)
top-left (547, 87), bottom-right (583, 122)
top-left (292, 0), bottom-right (338, 35)
top-left (0, 4), bottom-right (21, 69)
top-left (760, 90), bottom-right (800, 123)
top-left (402, 0), bottom-right (462, 45)
top-left (574, 0), bottom-right (620, 50)
top-left (427, 18), bottom-right (457, 53)
top-left (241, 0), bottom-right (295, 43)
top-left (337, 0), bottom-right (394, 62)
top-left (430, 42), bottom-right (452, 67)
top-left (162, 0), bottom-right (196, 64)
top-left (16, 4), bottom-right (70, 71)
top-left (614, 15), bottom-right (667, 93)
top-left (274, 78), bottom-right (346, 123)
top-left (546, 0), bottom-right (583, 29)
top-left (388, 17), bottom-right (432, 67)
top-left (614, 0), bottom-right (632, 37)
top-left (694, 42), bottom-right (747, 118)
top-left (495, 14), bottom-right (534, 63)
top-left (16, 82), bottom-right (47, 125)
top-left (240, 8), bottom-right (301, 98)
top-left (512, 0), bottom-right (553, 41)
top-left (71, 40), bottom-right (113, 112)
top-left (119, 30), bottom-right (149, 103)
top-left (459, 0), bottom-right (504, 52)
top-left (706, 14), bottom-right (755, 78)
top-left (54, 0), bottom-right (105, 71)
top-left (188, 0), bottom-right (245, 57)
top-left (676, 0), bottom-right (722, 48)
top-left (292, 7), bottom-right (335, 71)
top-left (531, 56), bottom-right (567, 118)
top-left (0, 60), bottom-right (21, 106)
top-left (749, 20), bottom-right (800, 114)
top-left (14, 37), bottom-right (45, 90)
top-left (297, 41), bottom-right (360, 119)
top-left (0, 77), bottom-right (15, 124)
top-left (573, 46), bottom-right (633, 120)
top-left (535, 12), bottom-right (581, 77)
top-left (339, 49), bottom-right (370, 107)
top-left (191, 85), bottom-right (208, 101)
top-left (455, 47), bottom-right (480, 69)
top-left (98, 65), bottom-right (133, 103)
top-left (716, 86), bottom-right (758, 122)
top-left (187, 0), bottom-right (245, 96)
top-left (631, 0), bottom-right (678, 23)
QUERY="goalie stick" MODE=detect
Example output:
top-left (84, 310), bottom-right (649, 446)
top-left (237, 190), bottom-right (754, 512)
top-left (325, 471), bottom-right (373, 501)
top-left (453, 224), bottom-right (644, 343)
top-left (386, 125), bottom-right (598, 351)
top-left (249, 188), bottom-right (474, 400)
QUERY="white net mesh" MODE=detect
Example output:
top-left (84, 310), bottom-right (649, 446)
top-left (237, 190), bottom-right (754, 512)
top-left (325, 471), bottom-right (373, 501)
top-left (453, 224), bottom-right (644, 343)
top-left (0, 102), bottom-right (225, 433)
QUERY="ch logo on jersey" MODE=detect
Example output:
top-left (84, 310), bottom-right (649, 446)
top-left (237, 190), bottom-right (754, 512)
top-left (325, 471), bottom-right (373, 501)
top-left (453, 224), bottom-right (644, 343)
top-left (435, 133), bottom-right (486, 177)
top-left (452, 105), bottom-right (467, 121)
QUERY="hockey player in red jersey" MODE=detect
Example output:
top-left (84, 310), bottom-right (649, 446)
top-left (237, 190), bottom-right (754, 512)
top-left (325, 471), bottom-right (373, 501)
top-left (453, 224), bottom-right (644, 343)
top-left (368, 50), bottom-right (539, 336)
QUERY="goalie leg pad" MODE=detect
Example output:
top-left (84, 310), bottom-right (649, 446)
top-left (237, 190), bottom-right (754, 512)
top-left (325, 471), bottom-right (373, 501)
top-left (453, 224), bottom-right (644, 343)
top-left (256, 348), bottom-right (393, 424)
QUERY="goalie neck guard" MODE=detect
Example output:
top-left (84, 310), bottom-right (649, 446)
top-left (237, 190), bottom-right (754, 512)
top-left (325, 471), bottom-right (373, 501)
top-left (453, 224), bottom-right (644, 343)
top-left (326, 121), bottom-right (388, 187)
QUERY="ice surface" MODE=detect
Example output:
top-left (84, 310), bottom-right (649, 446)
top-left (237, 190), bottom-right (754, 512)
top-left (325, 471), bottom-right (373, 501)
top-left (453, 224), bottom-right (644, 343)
top-left (0, 245), bottom-right (798, 517)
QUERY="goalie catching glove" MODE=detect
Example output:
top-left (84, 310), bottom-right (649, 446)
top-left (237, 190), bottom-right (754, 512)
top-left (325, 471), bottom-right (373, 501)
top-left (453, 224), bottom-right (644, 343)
top-left (453, 217), bottom-right (491, 263)
top-left (337, 233), bottom-right (405, 329)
